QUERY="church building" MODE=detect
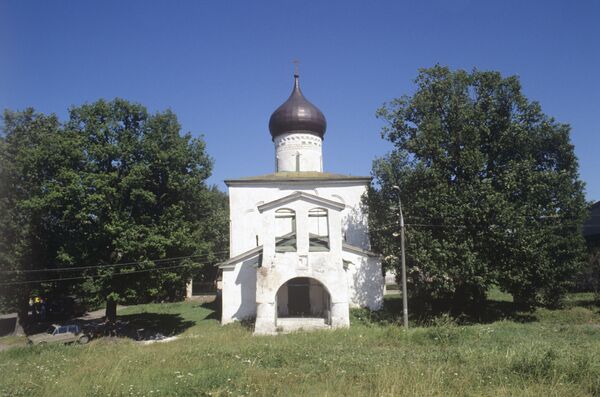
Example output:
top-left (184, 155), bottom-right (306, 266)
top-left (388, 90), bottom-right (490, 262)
top-left (219, 72), bottom-right (384, 334)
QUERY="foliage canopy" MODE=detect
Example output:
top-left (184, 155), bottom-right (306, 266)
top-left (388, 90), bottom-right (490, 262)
top-left (369, 66), bottom-right (587, 308)
top-left (0, 99), bottom-right (228, 322)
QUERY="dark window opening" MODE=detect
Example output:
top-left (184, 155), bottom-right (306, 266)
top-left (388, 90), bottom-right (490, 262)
top-left (276, 208), bottom-right (296, 252)
top-left (309, 208), bottom-right (329, 251)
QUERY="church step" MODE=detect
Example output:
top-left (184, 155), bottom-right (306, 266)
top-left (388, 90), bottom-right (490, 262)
top-left (275, 317), bottom-right (331, 333)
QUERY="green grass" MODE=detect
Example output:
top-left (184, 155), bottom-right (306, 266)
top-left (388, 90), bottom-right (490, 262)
top-left (486, 287), bottom-right (514, 302)
top-left (1, 295), bottom-right (600, 397)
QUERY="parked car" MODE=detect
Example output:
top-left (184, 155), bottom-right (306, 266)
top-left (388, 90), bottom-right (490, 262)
top-left (28, 324), bottom-right (90, 345)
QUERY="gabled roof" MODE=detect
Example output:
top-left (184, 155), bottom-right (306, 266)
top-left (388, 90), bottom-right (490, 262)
top-left (257, 191), bottom-right (345, 213)
top-left (216, 242), bottom-right (380, 269)
top-left (217, 246), bottom-right (263, 269)
top-left (225, 172), bottom-right (371, 186)
top-left (342, 242), bottom-right (380, 258)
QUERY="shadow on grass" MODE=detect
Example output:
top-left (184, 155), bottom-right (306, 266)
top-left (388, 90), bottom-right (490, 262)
top-left (22, 297), bottom-right (221, 339)
top-left (465, 300), bottom-right (537, 324)
top-left (21, 312), bottom-right (196, 341)
top-left (352, 295), bottom-right (538, 327)
top-left (564, 298), bottom-right (600, 310)
top-left (81, 313), bottom-right (197, 341)
top-left (116, 313), bottom-right (196, 338)
top-left (199, 295), bottom-right (221, 321)
top-left (199, 296), bottom-right (254, 331)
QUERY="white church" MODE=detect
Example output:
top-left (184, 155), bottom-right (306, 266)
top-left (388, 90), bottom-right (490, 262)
top-left (219, 72), bottom-right (384, 334)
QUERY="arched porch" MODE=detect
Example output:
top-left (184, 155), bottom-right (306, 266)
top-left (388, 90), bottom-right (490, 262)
top-left (254, 269), bottom-right (350, 335)
top-left (275, 277), bottom-right (332, 330)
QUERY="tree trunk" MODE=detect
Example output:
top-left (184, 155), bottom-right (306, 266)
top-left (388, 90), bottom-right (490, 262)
top-left (513, 291), bottom-right (535, 311)
top-left (452, 285), bottom-right (486, 314)
top-left (105, 297), bottom-right (117, 323)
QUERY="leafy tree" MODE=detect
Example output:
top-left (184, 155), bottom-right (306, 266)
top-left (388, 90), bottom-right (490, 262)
top-left (369, 66), bottom-right (587, 309)
top-left (577, 202), bottom-right (600, 296)
top-left (0, 109), bottom-right (81, 331)
top-left (0, 100), bottom-right (228, 326)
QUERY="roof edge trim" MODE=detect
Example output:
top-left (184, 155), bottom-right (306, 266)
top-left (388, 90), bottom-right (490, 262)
top-left (342, 242), bottom-right (380, 258)
top-left (257, 191), bottom-right (345, 213)
top-left (217, 246), bottom-right (263, 268)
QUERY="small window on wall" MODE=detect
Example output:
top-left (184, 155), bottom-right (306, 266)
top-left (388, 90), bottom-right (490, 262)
top-left (275, 208), bottom-right (296, 252)
top-left (309, 208), bottom-right (329, 251)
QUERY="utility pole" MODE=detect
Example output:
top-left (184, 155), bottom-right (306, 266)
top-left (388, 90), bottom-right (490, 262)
top-left (392, 185), bottom-right (408, 329)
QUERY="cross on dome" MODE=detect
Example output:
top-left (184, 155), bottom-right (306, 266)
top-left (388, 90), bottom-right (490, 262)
top-left (268, 70), bottom-right (327, 140)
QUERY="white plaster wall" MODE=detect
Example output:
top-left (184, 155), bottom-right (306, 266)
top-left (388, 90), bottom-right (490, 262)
top-left (385, 270), bottom-right (397, 285)
top-left (185, 279), bottom-right (193, 299)
top-left (252, 199), bottom-right (349, 334)
top-left (276, 284), bottom-right (289, 316)
top-left (221, 256), bottom-right (259, 323)
top-left (274, 133), bottom-right (323, 172)
top-left (343, 252), bottom-right (384, 311)
top-left (254, 252), bottom-right (349, 334)
top-left (228, 181), bottom-right (370, 257)
top-left (222, 179), bottom-right (379, 329)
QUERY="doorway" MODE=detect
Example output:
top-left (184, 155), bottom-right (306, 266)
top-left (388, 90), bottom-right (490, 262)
top-left (276, 277), bottom-right (331, 322)
top-left (287, 277), bottom-right (310, 316)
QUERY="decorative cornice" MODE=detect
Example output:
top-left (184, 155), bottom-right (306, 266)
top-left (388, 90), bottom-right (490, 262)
top-left (225, 172), bottom-right (371, 186)
top-left (257, 191), bottom-right (345, 213)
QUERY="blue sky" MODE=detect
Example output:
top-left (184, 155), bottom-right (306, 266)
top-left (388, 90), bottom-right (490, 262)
top-left (1, 0), bottom-right (599, 200)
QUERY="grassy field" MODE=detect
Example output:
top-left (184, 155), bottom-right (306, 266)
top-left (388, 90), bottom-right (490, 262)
top-left (1, 293), bottom-right (599, 397)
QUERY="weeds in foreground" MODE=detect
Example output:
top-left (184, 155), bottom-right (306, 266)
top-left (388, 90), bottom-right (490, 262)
top-left (1, 293), bottom-right (599, 397)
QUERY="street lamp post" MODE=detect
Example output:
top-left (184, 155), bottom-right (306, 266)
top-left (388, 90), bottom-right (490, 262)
top-left (392, 185), bottom-right (408, 329)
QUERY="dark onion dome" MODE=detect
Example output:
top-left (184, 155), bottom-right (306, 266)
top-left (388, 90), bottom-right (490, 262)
top-left (269, 74), bottom-right (327, 140)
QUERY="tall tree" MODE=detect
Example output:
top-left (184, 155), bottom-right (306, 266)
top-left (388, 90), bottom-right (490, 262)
top-left (369, 66), bottom-right (587, 309)
top-left (0, 109), bottom-right (80, 331)
top-left (65, 99), bottom-right (228, 320)
top-left (0, 100), bottom-right (228, 325)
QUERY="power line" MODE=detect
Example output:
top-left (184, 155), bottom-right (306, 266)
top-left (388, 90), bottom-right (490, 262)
top-left (0, 262), bottom-right (202, 287)
top-left (0, 251), bottom-right (229, 274)
top-left (370, 221), bottom-right (600, 233)
top-left (405, 223), bottom-right (466, 229)
top-left (0, 250), bottom-right (229, 275)
top-left (402, 224), bottom-right (590, 231)
top-left (379, 210), bottom-right (600, 223)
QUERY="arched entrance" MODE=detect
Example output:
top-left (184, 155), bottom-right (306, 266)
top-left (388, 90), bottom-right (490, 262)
top-left (276, 277), bottom-right (331, 325)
